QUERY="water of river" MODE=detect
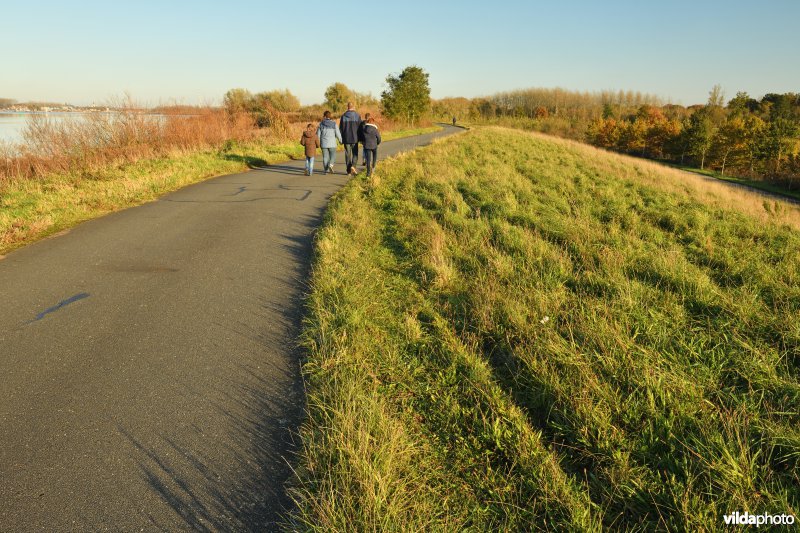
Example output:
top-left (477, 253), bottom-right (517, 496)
top-left (0, 112), bottom-right (172, 151)
top-left (0, 112), bottom-right (93, 146)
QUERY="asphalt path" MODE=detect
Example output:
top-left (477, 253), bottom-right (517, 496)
top-left (0, 126), bottom-right (459, 531)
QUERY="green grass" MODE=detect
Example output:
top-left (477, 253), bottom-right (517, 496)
top-left (382, 125), bottom-right (442, 142)
top-left (465, 116), bottom-right (800, 205)
top-left (290, 127), bottom-right (800, 530)
top-left (0, 141), bottom-right (295, 255)
top-left (0, 126), bottom-right (439, 255)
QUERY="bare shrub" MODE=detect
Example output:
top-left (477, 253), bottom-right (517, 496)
top-left (0, 98), bottom-right (262, 181)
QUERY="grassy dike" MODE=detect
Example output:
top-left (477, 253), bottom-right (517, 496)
top-left (0, 126), bottom-right (441, 256)
top-left (289, 127), bottom-right (800, 530)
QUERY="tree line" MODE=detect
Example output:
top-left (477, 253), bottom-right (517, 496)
top-left (431, 86), bottom-right (800, 185)
top-left (226, 76), bottom-right (799, 185)
top-left (586, 88), bottom-right (800, 183)
top-left (222, 65), bottom-right (432, 129)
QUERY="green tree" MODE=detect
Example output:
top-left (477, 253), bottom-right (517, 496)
top-left (727, 91), bottom-right (759, 115)
top-left (743, 115), bottom-right (766, 173)
top-left (761, 93), bottom-right (798, 121)
top-left (381, 66), bottom-right (431, 126)
top-left (686, 108), bottom-right (717, 169)
top-left (619, 118), bottom-right (648, 155)
top-left (353, 90), bottom-right (379, 108)
top-left (324, 82), bottom-right (354, 113)
top-left (472, 98), bottom-right (496, 119)
top-left (223, 88), bottom-right (252, 114)
top-left (254, 89), bottom-right (300, 113)
top-left (713, 116), bottom-right (748, 176)
top-left (660, 119), bottom-right (686, 160)
top-left (764, 118), bottom-right (799, 173)
top-left (431, 97), bottom-right (473, 121)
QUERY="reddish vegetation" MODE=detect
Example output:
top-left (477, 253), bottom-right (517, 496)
top-left (0, 102), bottom-right (420, 184)
top-left (0, 108), bottom-right (260, 182)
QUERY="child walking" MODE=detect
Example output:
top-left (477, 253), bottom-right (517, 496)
top-left (361, 117), bottom-right (381, 177)
top-left (357, 113), bottom-right (371, 166)
top-left (300, 123), bottom-right (320, 176)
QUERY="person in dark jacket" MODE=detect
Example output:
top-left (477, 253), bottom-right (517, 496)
top-left (361, 117), bottom-right (381, 177)
top-left (299, 123), bottom-right (320, 176)
top-left (317, 111), bottom-right (342, 174)
top-left (357, 113), bottom-right (371, 166)
top-left (339, 102), bottom-right (361, 175)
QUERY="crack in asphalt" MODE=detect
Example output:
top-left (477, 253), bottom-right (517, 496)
top-left (29, 292), bottom-right (90, 323)
top-left (165, 185), bottom-right (313, 203)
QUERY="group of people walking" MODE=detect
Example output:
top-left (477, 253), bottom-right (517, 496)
top-left (299, 102), bottom-right (382, 177)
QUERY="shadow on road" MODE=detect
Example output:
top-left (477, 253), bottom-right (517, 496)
top-left (105, 130), bottom-right (457, 530)
top-left (118, 361), bottom-right (301, 530)
top-left (114, 203), bottom-right (330, 531)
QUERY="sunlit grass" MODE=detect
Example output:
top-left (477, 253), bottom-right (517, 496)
top-left (290, 127), bottom-right (800, 530)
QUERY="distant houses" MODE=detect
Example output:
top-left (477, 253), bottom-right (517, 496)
top-left (1, 104), bottom-right (112, 113)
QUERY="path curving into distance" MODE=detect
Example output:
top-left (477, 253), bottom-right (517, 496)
top-left (0, 126), bottom-right (460, 531)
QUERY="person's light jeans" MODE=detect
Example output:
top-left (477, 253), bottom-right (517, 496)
top-left (322, 147), bottom-right (336, 172)
top-left (305, 156), bottom-right (315, 175)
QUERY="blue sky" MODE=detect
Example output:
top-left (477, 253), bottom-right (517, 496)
top-left (2, 0), bottom-right (798, 107)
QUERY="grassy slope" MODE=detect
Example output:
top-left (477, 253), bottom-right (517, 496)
top-left (463, 116), bottom-right (800, 205)
top-left (0, 126), bottom-right (441, 255)
top-left (291, 127), bottom-right (800, 530)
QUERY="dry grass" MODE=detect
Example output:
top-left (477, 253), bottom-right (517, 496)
top-left (513, 127), bottom-right (800, 229)
top-left (0, 105), bottom-right (259, 182)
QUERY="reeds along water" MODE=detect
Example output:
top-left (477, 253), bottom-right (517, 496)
top-left (0, 97), bottom-right (426, 186)
top-left (0, 107), bottom-right (258, 182)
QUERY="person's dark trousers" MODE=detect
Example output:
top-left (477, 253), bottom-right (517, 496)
top-left (365, 148), bottom-right (377, 176)
top-left (344, 143), bottom-right (359, 174)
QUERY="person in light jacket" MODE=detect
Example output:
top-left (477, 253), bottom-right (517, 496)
top-left (361, 117), bottom-right (381, 177)
top-left (317, 110), bottom-right (342, 174)
top-left (339, 102), bottom-right (361, 175)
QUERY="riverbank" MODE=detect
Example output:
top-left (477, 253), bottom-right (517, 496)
top-left (0, 126), bottom-right (440, 256)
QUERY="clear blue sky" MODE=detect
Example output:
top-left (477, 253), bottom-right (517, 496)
top-left (2, 0), bottom-right (798, 107)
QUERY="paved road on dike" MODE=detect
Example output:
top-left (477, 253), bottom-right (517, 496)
top-left (0, 126), bottom-right (459, 531)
